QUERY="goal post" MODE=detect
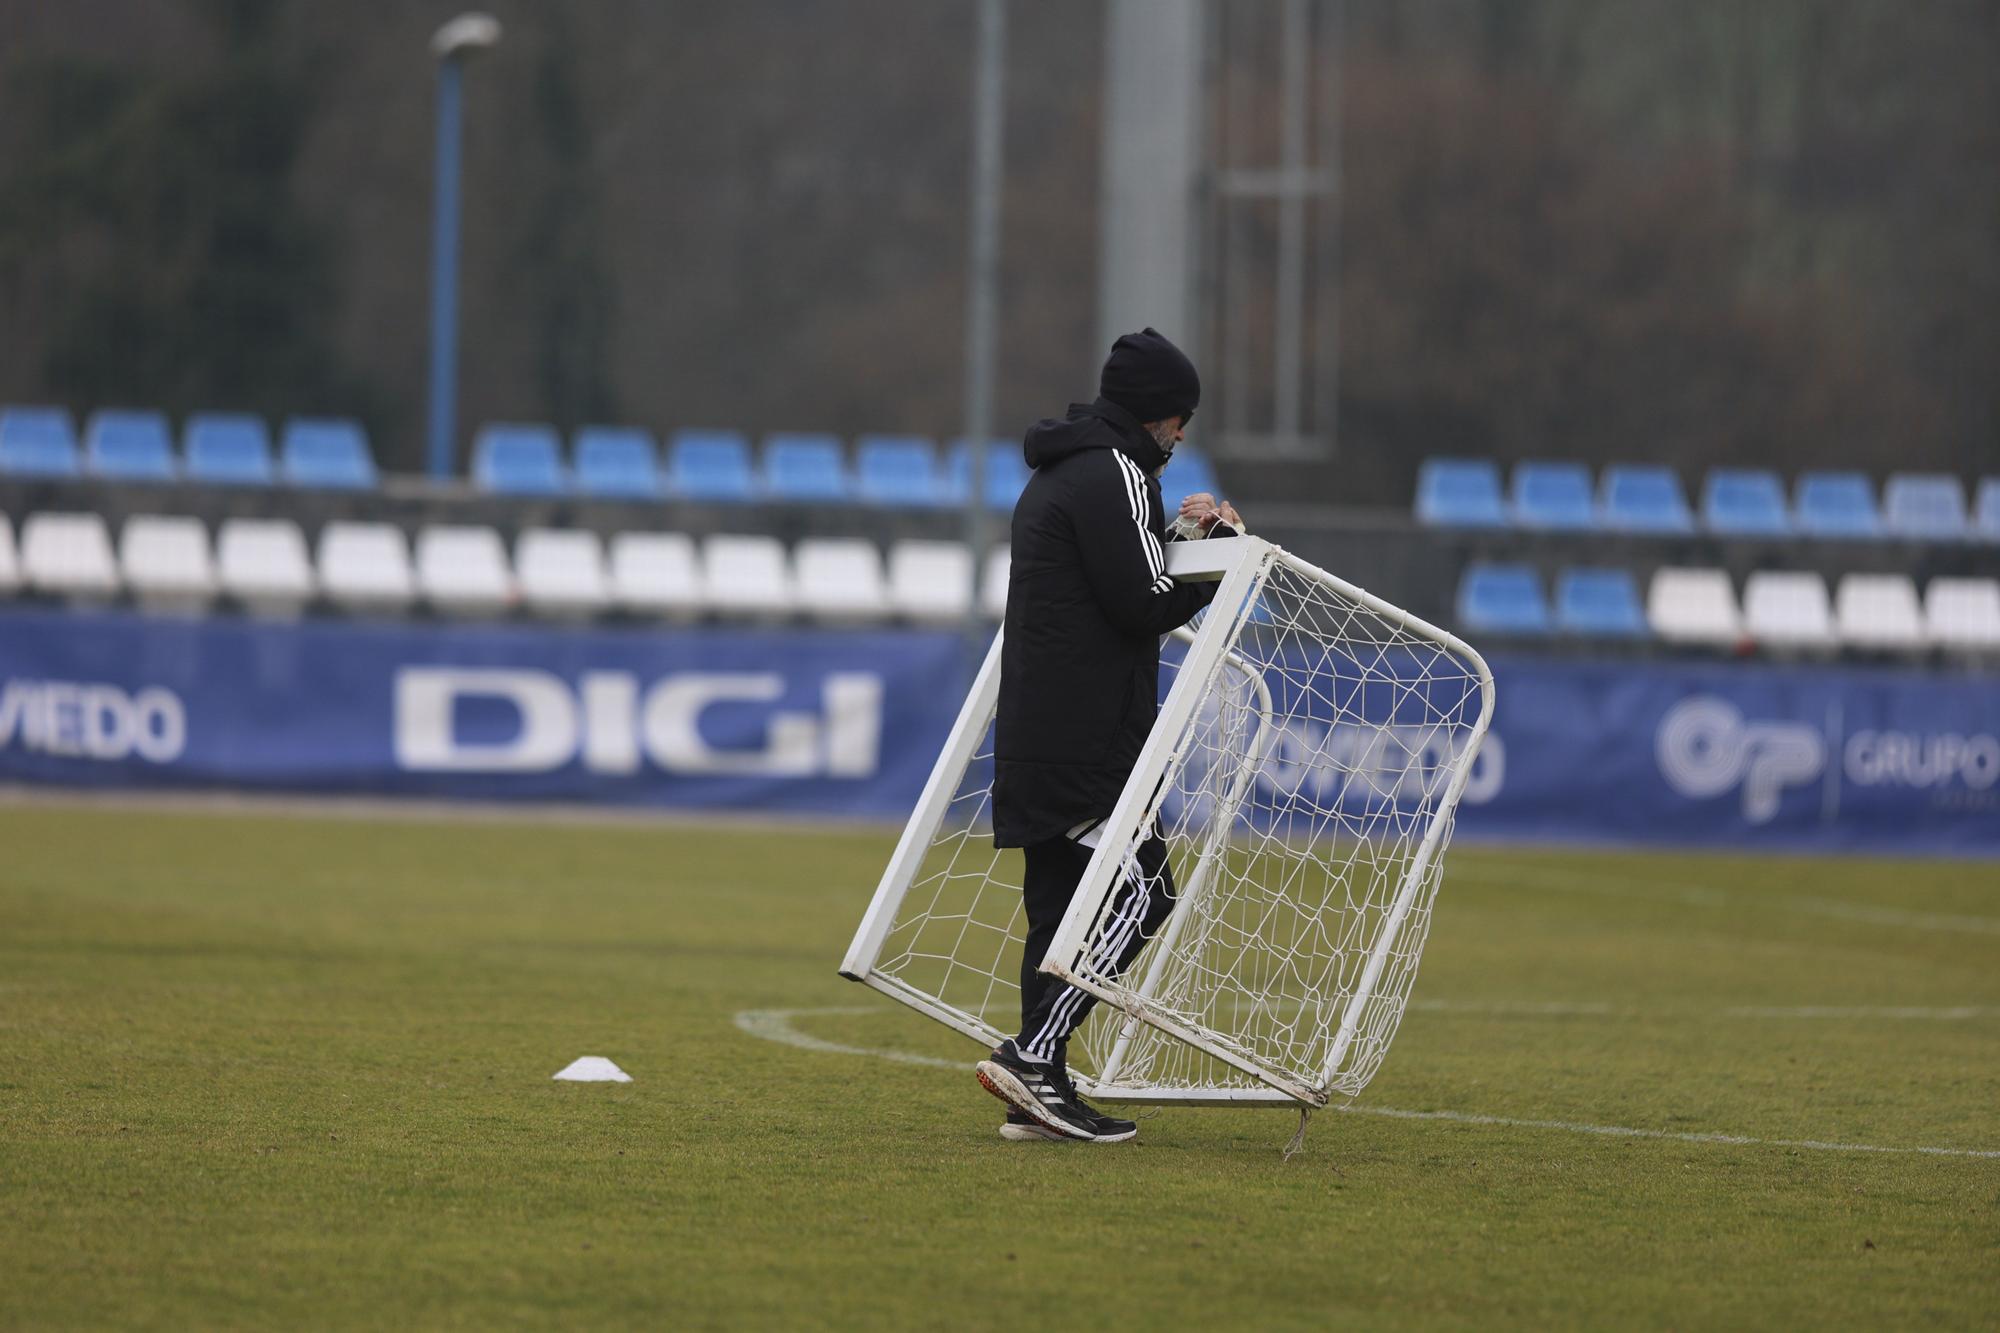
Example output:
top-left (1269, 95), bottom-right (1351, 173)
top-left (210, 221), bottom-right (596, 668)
top-left (840, 534), bottom-right (1495, 1108)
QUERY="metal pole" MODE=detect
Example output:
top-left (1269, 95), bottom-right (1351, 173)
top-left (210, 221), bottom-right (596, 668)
top-left (1273, 0), bottom-right (1310, 451)
top-left (426, 57), bottom-right (465, 481)
top-left (962, 0), bottom-right (1006, 665)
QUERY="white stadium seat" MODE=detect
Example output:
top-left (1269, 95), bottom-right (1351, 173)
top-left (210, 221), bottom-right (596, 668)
top-left (1834, 573), bottom-right (1925, 650)
top-left (1925, 577), bottom-right (2000, 653)
top-left (794, 538), bottom-right (889, 621)
top-left (608, 531), bottom-right (700, 617)
top-left (886, 540), bottom-right (971, 622)
top-left (120, 515), bottom-right (216, 614)
top-left (318, 522), bottom-right (416, 614)
top-left (982, 545), bottom-right (1010, 619)
top-left (21, 512), bottom-right (120, 600)
top-left (1742, 571), bottom-right (1834, 649)
top-left (0, 514), bottom-right (19, 595)
top-left (217, 518), bottom-right (316, 617)
top-left (701, 534), bottom-right (793, 617)
top-left (1646, 566), bottom-right (1738, 645)
top-left (417, 525), bottom-right (515, 617)
top-left (516, 529), bottom-right (611, 616)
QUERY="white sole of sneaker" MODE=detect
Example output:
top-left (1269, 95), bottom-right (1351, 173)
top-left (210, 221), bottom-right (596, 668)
top-left (974, 1060), bottom-right (1093, 1140)
top-left (998, 1121), bottom-right (1070, 1142)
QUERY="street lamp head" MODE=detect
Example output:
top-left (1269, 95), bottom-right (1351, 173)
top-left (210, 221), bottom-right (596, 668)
top-left (431, 13), bottom-right (502, 60)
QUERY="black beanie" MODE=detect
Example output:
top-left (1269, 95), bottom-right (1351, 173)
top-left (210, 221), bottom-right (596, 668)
top-left (1099, 327), bottom-right (1201, 426)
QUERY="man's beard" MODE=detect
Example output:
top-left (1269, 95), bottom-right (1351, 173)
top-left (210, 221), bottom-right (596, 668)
top-left (1146, 419), bottom-right (1178, 475)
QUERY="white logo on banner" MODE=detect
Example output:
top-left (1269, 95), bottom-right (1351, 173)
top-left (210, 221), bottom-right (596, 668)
top-left (0, 678), bottom-right (187, 763)
top-left (393, 668), bottom-right (883, 777)
top-left (1655, 695), bottom-right (1824, 824)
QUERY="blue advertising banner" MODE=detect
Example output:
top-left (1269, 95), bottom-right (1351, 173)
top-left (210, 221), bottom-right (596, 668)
top-left (0, 609), bottom-right (1994, 854)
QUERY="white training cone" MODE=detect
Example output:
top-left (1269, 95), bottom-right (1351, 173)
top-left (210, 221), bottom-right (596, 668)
top-left (553, 1056), bottom-right (632, 1083)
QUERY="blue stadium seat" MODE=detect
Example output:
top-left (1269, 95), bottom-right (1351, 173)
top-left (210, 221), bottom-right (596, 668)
top-left (1161, 444), bottom-right (1221, 506)
top-left (1882, 473), bottom-right (1968, 540)
top-left (1599, 465), bottom-right (1693, 533)
top-left (1701, 468), bottom-right (1791, 536)
top-left (184, 413), bottom-right (275, 486)
top-left (281, 418), bottom-right (376, 489)
top-left (762, 433), bottom-right (853, 503)
top-left (472, 423), bottom-right (566, 495)
top-left (1457, 563), bottom-right (1551, 634)
top-left (666, 429), bottom-right (757, 502)
top-left (1511, 461), bottom-right (1597, 530)
top-left (1555, 567), bottom-right (1647, 637)
top-left (1794, 472), bottom-right (1881, 539)
top-left (947, 439), bottom-right (1029, 510)
top-left (856, 435), bottom-right (950, 506)
top-left (573, 427), bottom-right (662, 498)
top-left (85, 410), bottom-right (176, 482)
top-left (1975, 478), bottom-right (2000, 542)
top-left (1415, 458), bottom-right (1505, 527)
top-left (0, 406), bottom-right (81, 477)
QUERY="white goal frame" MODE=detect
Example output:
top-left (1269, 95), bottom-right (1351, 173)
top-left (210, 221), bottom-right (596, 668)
top-left (839, 535), bottom-right (1495, 1107)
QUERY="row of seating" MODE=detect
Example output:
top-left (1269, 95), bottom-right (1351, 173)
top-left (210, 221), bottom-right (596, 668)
top-left (1419, 458), bottom-right (2000, 541)
top-left (1458, 562), bottom-right (2000, 652)
top-left (0, 407), bottom-right (375, 488)
top-left (0, 511), bottom-right (1011, 622)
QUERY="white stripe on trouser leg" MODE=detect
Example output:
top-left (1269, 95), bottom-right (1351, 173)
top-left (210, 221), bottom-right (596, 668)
top-left (1026, 850), bottom-right (1156, 1059)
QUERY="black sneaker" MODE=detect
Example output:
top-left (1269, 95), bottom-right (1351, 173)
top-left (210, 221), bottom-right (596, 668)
top-left (998, 1109), bottom-right (1068, 1142)
top-left (975, 1040), bottom-right (1097, 1140)
top-left (1055, 1069), bottom-right (1138, 1144)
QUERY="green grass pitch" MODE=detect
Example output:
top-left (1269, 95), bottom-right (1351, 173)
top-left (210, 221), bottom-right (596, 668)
top-left (3, 802), bottom-right (1996, 1329)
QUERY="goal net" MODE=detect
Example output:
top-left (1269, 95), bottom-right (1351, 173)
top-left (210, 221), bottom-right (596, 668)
top-left (839, 536), bottom-right (1494, 1107)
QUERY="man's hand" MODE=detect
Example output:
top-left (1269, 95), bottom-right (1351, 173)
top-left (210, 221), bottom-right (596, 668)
top-left (1178, 492), bottom-right (1243, 534)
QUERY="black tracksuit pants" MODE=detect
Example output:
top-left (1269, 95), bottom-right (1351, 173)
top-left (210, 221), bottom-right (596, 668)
top-left (1014, 829), bottom-right (1176, 1063)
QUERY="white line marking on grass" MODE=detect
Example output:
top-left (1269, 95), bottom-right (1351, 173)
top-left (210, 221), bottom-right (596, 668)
top-left (1459, 862), bottom-right (2000, 936)
top-left (1410, 999), bottom-right (1999, 1021)
top-left (1719, 1005), bottom-right (2000, 1020)
top-left (738, 1006), bottom-right (2000, 1160)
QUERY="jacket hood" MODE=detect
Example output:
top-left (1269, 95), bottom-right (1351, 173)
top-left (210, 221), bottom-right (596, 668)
top-left (1021, 397), bottom-right (1169, 474)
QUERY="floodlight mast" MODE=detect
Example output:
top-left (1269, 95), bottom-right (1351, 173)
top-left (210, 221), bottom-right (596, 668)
top-left (425, 13), bottom-right (503, 482)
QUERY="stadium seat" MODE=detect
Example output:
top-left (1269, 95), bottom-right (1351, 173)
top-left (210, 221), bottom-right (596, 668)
top-left (608, 531), bottom-right (701, 617)
top-left (1834, 573), bottom-right (1925, 651)
top-left (1414, 458), bottom-right (1505, 527)
top-left (1794, 472), bottom-right (1881, 539)
top-left (120, 515), bottom-right (216, 614)
top-left (760, 433), bottom-right (853, 504)
top-left (318, 522), bottom-right (416, 614)
top-left (856, 436), bottom-right (950, 507)
top-left (86, 410), bottom-right (177, 483)
top-left (1511, 461), bottom-right (1597, 530)
top-left (1701, 469), bottom-right (1791, 537)
top-left (217, 518), bottom-right (316, 617)
top-left (281, 418), bottom-right (377, 489)
top-left (1742, 571), bottom-right (1834, 649)
top-left (1924, 578), bottom-right (2000, 653)
top-left (886, 540), bottom-right (972, 622)
top-left (573, 427), bottom-right (662, 499)
top-left (794, 538), bottom-right (889, 621)
top-left (1456, 563), bottom-right (1551, 634)
top-left (20, 512), bottom-right (119, 598)
top-left (948, 439), bottom-right (1030, 510)
top-left (1160, 444), bottom-right (1220, 506)
top-left (1976, 478), bottom-right (2000, 542)
top-left (184, 413), bottom-right (275, 486)
top-left (473, 423), bottom-right (567, 495)
top-left (417, 525), bottom-right (516, 616)
top-left (1647, 567), bottom-right (1742, 645)
top-left (0, 407), bottom-right (81, 478)
top-left (701, 534), bottom-right (794, 617)
top-left (1555, 567), bottom-right (1646, 637)
top-left (982, 545), bottom-right (1010, 619)
top-left (1599, 465), bottom-right (1693, 534)
top-left (516, 529), bottom-right (611, 616)
top-left (0, 514), bottom-right (20, 595)
top-left (1881, 473), bottom-right (1968, 541)
top-left (666, 429), bottom-right (757, 502)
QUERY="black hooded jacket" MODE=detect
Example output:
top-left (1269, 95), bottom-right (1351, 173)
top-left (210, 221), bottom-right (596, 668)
top-left (991, 397), bottom-right (1235, 848)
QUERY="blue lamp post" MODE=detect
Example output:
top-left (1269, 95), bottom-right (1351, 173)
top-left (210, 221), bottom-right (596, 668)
top-left (426, 13), bottom-right (502, 481)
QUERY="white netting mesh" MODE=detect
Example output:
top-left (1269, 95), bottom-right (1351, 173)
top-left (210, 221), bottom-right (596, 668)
top-left (867, 547), bottom-right (1492, 1104)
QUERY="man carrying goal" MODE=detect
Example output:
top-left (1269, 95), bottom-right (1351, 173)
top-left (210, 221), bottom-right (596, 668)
top-left (977, 328), bottom-right (1243, 1144)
